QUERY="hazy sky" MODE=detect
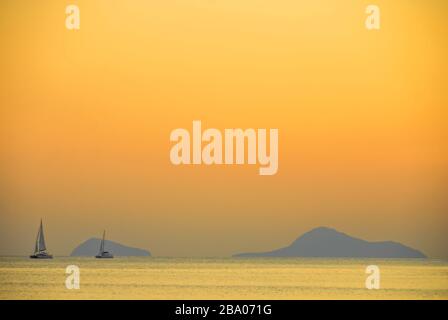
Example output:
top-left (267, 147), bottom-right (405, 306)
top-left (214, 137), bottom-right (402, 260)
top-left (1, 1), bottom-right (447, 258)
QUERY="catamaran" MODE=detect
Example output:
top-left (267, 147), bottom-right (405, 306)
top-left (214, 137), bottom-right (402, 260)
top-left (30, 219), bottom-right (53, 259)
top-left (95, 230), bottom-right (114, 258)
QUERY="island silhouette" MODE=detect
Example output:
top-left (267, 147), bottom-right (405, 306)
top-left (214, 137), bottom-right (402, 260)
top-left (71, 238), bottom-right (151, 257)
top-left (234, 227), bottom-right (426, 258)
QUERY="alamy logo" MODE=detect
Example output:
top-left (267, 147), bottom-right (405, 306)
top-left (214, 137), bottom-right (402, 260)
top-left (65, 265), bottom-right (80, 289)
top-left (365, 265), bottom-right (380, 289)
top-left (170, 121), bottom-right (279, 175)
top-left (65, 5), bottom-right (80, 30)
top-left (365, 5), bottom-right (380, 30)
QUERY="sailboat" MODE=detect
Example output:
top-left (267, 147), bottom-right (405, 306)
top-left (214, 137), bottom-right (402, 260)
top-left (95, 230), bottom-right (114, 258)
top-left (30, 219), bottom-right (53, 259)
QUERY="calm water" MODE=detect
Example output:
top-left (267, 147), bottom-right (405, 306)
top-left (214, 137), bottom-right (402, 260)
top-left (0, 257), bottom-right (447, 299)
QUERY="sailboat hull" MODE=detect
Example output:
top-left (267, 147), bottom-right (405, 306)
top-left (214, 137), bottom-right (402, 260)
top-left (30, 253), bottom-right (53, 259)
top-left (95, 251), bottom-right (114, 259)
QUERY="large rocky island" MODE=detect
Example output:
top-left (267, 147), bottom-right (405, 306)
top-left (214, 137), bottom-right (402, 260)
top-left (234, 227), bottom-right (426, 258)
top-left (71, 238), bottom-right (151, 257)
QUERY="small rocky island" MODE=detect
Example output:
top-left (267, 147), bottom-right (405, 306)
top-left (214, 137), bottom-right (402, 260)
top-left (234, 227), bottom-right (426, 258)
top-left (71, 238), bottom-right (151, 257)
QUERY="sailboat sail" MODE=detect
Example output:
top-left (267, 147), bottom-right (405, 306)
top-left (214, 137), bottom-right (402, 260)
top-left (34, 231), bottom-right (39, 253)
top-left (99, 230), bottom-right (105, 254)
top-left (37, 220), bottom-right (46, 252)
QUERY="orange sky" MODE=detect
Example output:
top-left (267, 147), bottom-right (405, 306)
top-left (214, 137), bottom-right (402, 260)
top-left (1, 1), bottom-right (447, 257)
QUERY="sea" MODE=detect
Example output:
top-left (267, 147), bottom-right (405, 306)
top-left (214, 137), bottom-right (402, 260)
top-left (0, 257), bottom-right (447, 299)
